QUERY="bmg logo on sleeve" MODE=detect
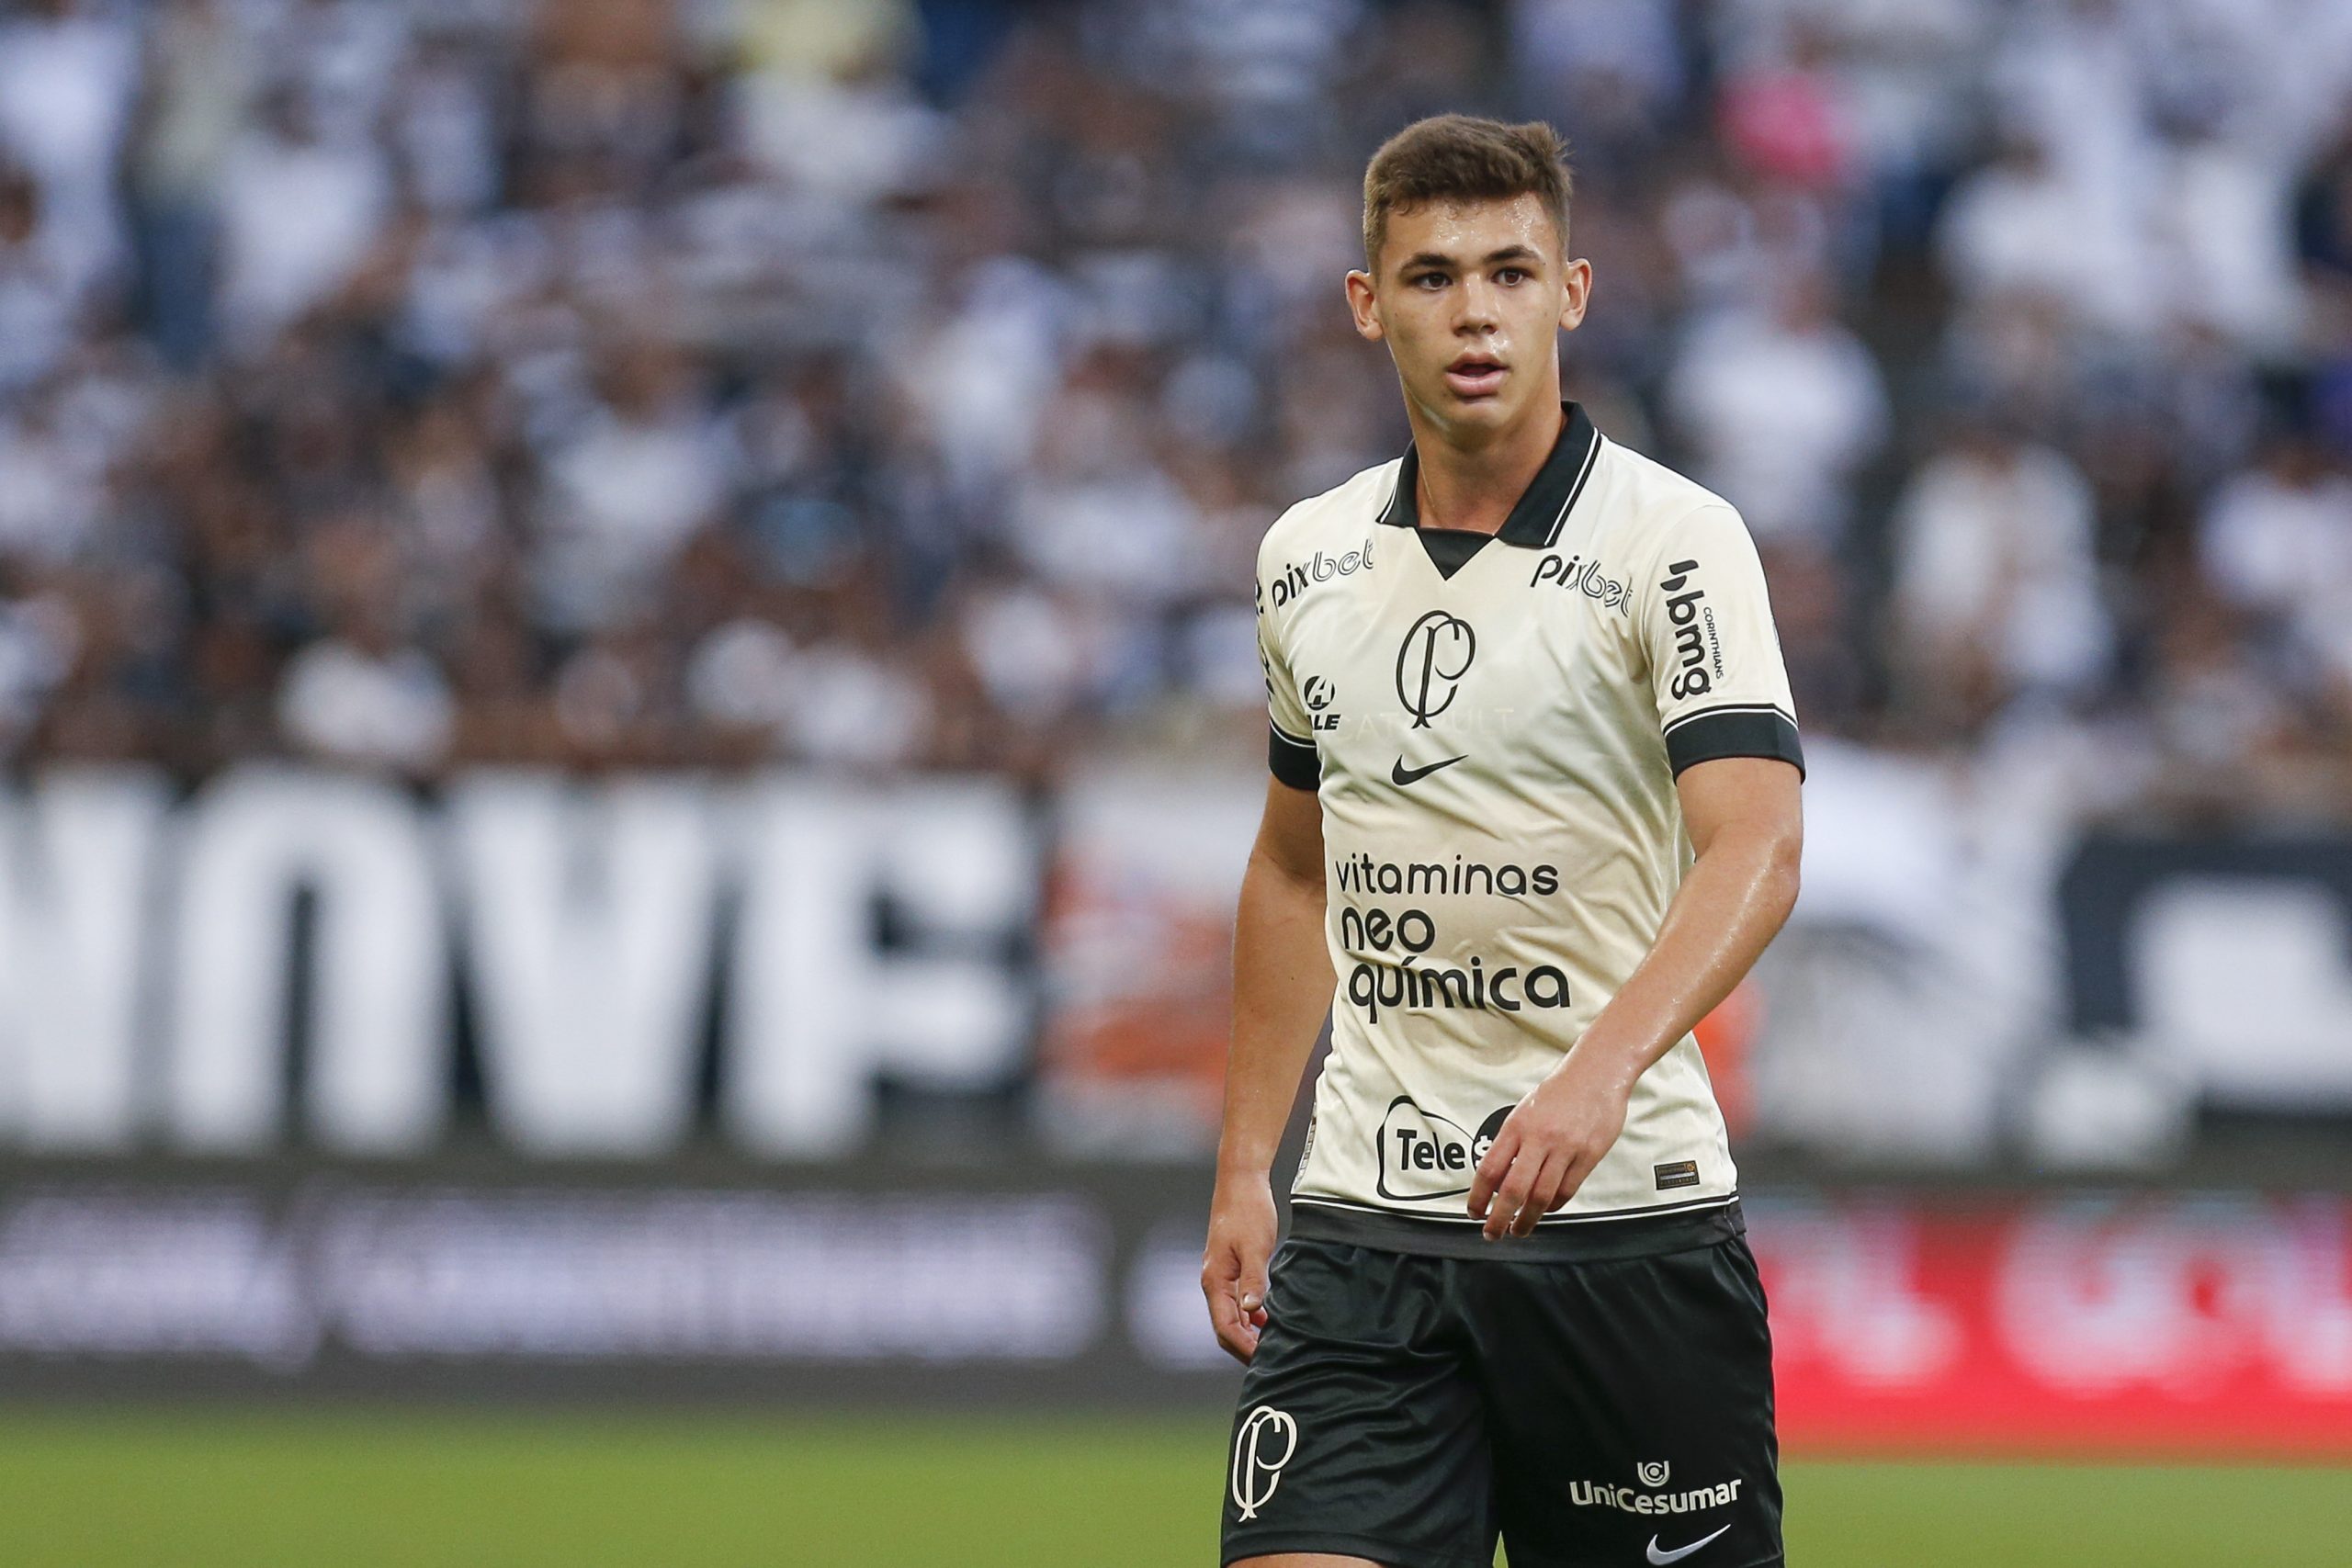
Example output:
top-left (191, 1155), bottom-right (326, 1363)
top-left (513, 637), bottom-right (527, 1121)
top-left (1658, 558), bottom-right (1724, 701)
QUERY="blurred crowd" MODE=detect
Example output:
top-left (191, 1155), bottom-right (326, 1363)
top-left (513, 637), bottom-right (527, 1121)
top-left (2, 0), bottom-right (2352, 816)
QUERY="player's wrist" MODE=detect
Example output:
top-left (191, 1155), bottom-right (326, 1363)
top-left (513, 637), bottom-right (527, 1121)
top-left (1213, 1145), bottom-right (1277, 1187)
top-left (1554, 1036), bottom-right (1644, 1100)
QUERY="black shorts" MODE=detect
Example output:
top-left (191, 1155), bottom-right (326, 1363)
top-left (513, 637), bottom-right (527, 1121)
top-left (1221, 1202), bottom-right (1780, 1568)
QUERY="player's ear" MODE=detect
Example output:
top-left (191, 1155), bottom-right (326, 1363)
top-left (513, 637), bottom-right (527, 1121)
top-left (1345, 270), bottom-right (1385, 342)
top-left (1555, 256), bottom-right (1591, 334)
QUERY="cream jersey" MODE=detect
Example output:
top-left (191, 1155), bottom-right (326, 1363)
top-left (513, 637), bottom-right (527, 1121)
top-left (1256, 403), bottom-right (1804, 1251)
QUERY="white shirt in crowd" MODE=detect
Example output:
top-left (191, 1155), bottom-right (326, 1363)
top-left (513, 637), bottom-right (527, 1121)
top-left (1890, 435), bottom-right (2111, 697)
top-left (278, 639), bottom-right (455, 771)
top-left (1667, 295), bottom-right (1888, 546)
top-left (2201, 456), bottom-right (2352, 684)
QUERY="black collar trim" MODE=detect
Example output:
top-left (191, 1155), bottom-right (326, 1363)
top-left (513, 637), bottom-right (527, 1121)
top-left (1375, 402), bottom-right (1602, 550)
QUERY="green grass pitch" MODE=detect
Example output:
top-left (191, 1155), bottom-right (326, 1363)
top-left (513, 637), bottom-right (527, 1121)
top-left (0, 1409), bottom-right (2343, 1567)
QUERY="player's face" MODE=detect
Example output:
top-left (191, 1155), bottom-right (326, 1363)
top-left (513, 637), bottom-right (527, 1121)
top-left (1346, 193), bottom-right (1589, 445)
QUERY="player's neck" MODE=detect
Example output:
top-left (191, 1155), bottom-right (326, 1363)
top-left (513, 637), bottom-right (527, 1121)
top-left (1408, 397), bottom-right (1566, 536)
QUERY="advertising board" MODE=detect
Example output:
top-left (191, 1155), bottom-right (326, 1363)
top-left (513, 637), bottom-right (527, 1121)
top-left (0, 1163), bottom-right (2345, 1457)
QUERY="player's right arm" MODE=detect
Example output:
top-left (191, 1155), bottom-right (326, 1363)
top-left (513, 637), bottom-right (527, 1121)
top-left (1203, 774), bottom-right (1329, 1365)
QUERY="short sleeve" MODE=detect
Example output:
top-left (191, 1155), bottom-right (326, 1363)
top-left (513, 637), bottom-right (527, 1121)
top-left (1636, 504), bottom-right (1804, 779)
top-left (1256, 547), bottom-right (1321, 791)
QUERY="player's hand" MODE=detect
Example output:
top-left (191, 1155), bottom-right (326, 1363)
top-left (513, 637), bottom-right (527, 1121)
top-left (1202, 1175), bottom-right (1277, 1363)
top-left (1468, 1052), bottom-right (1634, 1241)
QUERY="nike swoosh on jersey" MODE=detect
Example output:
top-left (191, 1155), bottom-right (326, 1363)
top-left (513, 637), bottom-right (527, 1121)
top-left (1389, 754), bottom-right (1465, 786)
top-left (1645, 1523), bottom-right (1733, 1565)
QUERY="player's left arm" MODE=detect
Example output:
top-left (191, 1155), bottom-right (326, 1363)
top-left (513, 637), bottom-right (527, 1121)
top-left (1469, 758), bottom-right (1801, 1238)
top-left (1473, 498), bottom-right (1805, 1239)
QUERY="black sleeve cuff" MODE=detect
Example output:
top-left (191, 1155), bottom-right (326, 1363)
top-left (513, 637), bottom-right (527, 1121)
top-left (1268, 724), bottom-right (1321, 790)
top-left (1663, 705), bottom-right (1804, 780)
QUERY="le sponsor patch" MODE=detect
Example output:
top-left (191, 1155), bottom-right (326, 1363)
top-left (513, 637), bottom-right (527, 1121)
top-left (1654, 1159), bottom-right (1701, 1191)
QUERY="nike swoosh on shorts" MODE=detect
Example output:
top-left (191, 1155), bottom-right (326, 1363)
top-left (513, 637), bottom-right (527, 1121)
top-left (1646, 1522), bottom-right (1732, 1564)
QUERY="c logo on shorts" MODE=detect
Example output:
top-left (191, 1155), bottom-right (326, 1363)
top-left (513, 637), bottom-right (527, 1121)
top-left (1229, 1404), bottom-right (1299, 1521)
top-left (1637, 1460), bottom-right (1671, 1487)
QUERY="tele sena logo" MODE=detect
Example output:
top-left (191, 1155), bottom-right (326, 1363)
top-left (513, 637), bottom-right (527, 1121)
top-left (1396, 1123), bottom-right (1477, 1172)
top-left (1375, 1099), bottom-right (1512, 1201)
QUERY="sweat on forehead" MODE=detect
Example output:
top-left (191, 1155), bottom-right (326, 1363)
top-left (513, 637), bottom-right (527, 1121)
top-left (1384, 206), bottom-right (1560, 274)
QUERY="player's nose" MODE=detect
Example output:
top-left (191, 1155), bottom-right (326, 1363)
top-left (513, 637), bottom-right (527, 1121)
top-left (1452, 277), bottom-right (1502, 333)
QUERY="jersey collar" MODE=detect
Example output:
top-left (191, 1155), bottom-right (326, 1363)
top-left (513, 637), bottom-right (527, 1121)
top-left (1375, 401), bottom-right (1602, 550)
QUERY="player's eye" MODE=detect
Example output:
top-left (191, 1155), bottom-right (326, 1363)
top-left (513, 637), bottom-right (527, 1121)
top-left (1497, 267), bottom-right (1529, 285)
top-left (1410, 272), bottom-right (1449, 289)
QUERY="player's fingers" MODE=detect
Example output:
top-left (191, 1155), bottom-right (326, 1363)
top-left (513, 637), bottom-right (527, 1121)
top-left (1543, 1145), bottom-right (1593, 1213)
top-left (1509, 1158), bottom-right (1556, 1236)
top-left (1510, 1152), bottom-right (1565, 1236)
top-left (1486, 1163), bottom-right (1538, 1241)
top-left (1202, 1248), bottom-right (1249, 1355)
top-left (1468, 1124), bottom-right (1519, 1218)
top-left (1203, 1271), bottom-right (1238, 1331)
top-left (1238, 1262), bottom-right (1269, 1323)
top-left (1547, 1147), bottom-right (1599, 1212)
top-left (1208, 1289), bottom-right (1257, 1364)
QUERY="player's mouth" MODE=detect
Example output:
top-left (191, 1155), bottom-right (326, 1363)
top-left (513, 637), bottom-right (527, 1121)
top-left (1442, 352), bottom-right (1507, 400)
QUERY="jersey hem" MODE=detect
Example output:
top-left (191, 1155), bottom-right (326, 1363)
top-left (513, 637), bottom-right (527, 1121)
top-left (1287, 1194), bottom-right (1744, 1262)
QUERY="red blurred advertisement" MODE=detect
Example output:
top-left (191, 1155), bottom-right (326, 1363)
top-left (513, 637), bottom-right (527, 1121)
top-left (1756, 1193), bottom-right (2352, 1457)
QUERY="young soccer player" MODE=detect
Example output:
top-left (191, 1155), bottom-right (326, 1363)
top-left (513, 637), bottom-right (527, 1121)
top-left (1204, 115), bottom-right (1804, 1568)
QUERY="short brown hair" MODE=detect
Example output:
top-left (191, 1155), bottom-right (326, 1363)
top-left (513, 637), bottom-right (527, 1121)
top-left (1361, 115), bottom-right (1574, 271)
